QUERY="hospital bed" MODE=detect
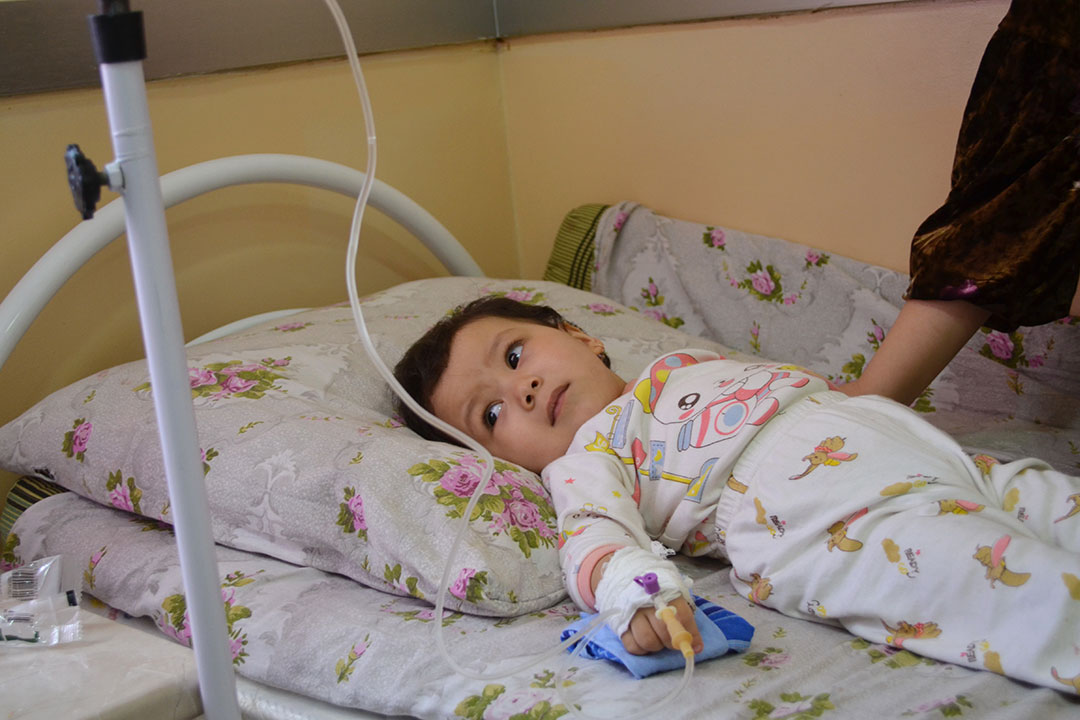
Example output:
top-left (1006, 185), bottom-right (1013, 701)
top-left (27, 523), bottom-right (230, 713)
top-left (2, 155), bottom-right (1078, 719)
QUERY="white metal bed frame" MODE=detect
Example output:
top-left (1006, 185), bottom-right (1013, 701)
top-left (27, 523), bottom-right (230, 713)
top-left (0, 153), bottom-right (484, 718)
top-left (0, 153), bottom-right (484, 369)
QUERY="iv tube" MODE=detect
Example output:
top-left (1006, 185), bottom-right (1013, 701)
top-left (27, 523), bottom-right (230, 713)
top-left (322, 0), bottom-right (614, 679)
top-left (322, 1), bottom-right (694, 711)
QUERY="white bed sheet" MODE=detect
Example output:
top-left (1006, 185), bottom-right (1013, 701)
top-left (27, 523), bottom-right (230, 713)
top-left (1, 602), bottom-right (201, 720)
top-left (1, 596), bottom-right (396, 720)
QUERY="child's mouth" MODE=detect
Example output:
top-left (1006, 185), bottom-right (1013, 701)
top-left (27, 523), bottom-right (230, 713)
top-left (549, 384), bottom-right (568, 425)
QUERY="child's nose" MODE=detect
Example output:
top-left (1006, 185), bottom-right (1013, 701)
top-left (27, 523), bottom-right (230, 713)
top-left (520, 377), bottom-right (540, 408)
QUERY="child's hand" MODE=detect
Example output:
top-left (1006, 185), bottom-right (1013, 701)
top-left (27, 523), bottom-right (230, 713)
top-left (619, 597), bottom-right (703, 656)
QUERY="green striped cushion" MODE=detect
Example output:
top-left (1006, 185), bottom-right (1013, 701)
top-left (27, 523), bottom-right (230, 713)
top-left (543, 203), bottom-right (609, 291)
top-left (1, 476), bottom-right (67, 543)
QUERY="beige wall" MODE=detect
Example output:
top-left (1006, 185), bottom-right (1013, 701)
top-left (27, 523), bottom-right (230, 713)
top-left (0, 0), bottom-right (1009, 508)
top-left (502, 0), bottom-right (1009, 277)
top-left (0, 43), bottom-right (518, 504)
top-left (1, 43), bottom-right (516, 427)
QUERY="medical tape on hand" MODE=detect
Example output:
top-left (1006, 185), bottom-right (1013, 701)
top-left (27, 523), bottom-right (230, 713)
top-left (593, 545), bottom-right (691, 637)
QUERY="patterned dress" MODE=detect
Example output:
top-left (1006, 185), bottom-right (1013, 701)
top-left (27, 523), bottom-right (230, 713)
top-left (907, 0), bottom-right (1080, 331)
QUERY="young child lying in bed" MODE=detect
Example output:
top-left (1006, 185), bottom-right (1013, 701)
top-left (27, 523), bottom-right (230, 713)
top-left (393, 296), bottom-right (1080, 693)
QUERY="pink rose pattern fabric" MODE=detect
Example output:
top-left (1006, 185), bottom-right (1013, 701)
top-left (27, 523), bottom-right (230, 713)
top-left (592, 202), bottom-right (1079, 473)
top-left (2, 278), bottom-right (740, 617)
top-left (62, 419), bottom-right (92, 461)
top-left (408, 454), bottom-right (558, 564)
top-left (11, 490), bottom-right (1070, 719)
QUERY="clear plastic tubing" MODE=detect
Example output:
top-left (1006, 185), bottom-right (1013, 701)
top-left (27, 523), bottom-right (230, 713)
top-left (323, 1), bottom-right (694, 715)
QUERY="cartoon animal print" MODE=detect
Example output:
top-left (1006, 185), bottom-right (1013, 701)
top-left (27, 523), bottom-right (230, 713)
top-left (972, 535), bottom-right (1030, 588)
top-left (882, 620), bottom-right (941, 647)
top-left (880, 475), bottom-right (938, 497)
top-left (632, 352), bottom-right (701, 414)
top-left (789, 437), bottom-right (858, 480)
top-left (734, 571), bottom-right (773, 604)
top-left (754, 497), bottom-right (785, 538)
top-left (963, 640), bottom-right (1005, 674)
top-left (726, 474), bottom-right (748, 494)
top-left (684, 368), bottom-right (810, 451)
top-left (1054, 493), bottom-right (1080, 524)
top-left (881, 538), bottom-right (921, 578)
top-left (748, 574), bottom-right (773, 603)
top-left (754, 497), bottom-right (768, 526)
top-left (1064, 573), bottom-right (1080, 601)
top-left (880, 481), bottom-right (913, 497)
top-left (1051, 667), bottom-right (1080, 693)
top-left (826, 508), bottom-right (867, 552)
top-left (684, 530), bottom-right (711, 555)
top-left (635, 355), bottom-right (809, 451)
top-left (983, 651), bottom-right (1004, 675)
top-left (971, 454), bottom-right (1000, 476)
top-left (937, 499), bottom-right (985, 515)
top-left (587, 395), bottom-right (719, 501)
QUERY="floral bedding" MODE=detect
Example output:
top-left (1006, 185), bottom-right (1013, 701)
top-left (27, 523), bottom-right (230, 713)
top-left (9, 490), bottom-right (1079, 719)
top-left (590, 202), bottom-right (1080, 474)
top-left (3, 274), bottom-right (1079, 718)
top-left (2, 281), bottom-right (633, 617)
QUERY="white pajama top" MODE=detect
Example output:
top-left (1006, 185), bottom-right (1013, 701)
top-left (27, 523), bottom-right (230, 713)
top-left (541, 349), bottom-right (833, 610)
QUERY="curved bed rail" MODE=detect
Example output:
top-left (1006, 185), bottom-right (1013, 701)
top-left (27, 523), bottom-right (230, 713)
top-left (0, 153), bottom-right (484, 369)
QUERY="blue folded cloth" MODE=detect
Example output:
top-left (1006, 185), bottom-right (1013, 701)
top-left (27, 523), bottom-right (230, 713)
top-left (560, 595), bottom-right (754, 678)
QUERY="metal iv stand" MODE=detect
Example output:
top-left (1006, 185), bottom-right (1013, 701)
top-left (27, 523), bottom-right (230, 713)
top-left (66, 2), bottom-right (242, 717)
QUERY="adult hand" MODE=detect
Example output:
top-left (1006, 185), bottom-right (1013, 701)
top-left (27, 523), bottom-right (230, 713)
top-left (840, 298), bottom-right (990, 405)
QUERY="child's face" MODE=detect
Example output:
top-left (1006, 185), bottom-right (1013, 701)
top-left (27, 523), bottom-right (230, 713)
top-left (430, 316), bottom-right (628, 474)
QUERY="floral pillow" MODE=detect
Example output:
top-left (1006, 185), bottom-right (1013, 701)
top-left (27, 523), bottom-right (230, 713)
top-left (591, 202), bottom-right (1080, 472)
top-left (0, 277), bottom-right (737, 616)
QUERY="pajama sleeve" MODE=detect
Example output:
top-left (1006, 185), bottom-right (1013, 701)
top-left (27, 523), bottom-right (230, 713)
top-left (543, 449), bottom-right (657, 611)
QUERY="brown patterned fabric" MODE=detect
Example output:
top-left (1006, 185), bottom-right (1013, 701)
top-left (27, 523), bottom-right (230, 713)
top-left (907, 0), bottom-right (1080, 332)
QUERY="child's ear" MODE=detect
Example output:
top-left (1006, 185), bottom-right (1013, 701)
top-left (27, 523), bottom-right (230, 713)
top-left (562, 321), bottom-right (606, 357)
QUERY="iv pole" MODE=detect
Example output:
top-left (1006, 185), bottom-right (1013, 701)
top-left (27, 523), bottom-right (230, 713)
top-left (68, 2), bottom-right (242, 717)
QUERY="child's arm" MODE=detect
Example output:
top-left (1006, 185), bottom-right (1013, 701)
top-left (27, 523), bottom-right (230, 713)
top-left (545, 436), bottom-right (701, 655)
top-left (591, 552), bottom-right (704, 656)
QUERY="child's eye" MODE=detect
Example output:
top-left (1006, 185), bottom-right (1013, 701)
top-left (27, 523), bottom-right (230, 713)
top-left (484, 401), bottom-right (503, 428)
top-left (506, 342), bottom-right (523, 370)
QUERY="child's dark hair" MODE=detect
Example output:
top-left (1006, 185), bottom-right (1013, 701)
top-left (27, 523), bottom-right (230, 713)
top-left (392, 296), bottom-right (609, 443)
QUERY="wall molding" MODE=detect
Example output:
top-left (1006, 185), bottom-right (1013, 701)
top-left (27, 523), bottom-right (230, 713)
top-left (1, 0), bottom-right (926, 96)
